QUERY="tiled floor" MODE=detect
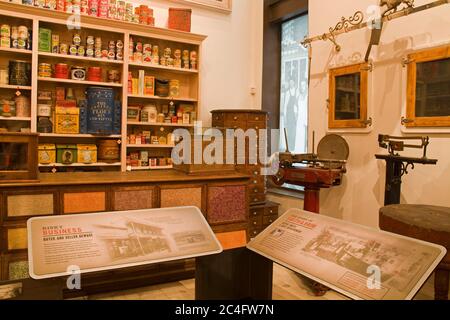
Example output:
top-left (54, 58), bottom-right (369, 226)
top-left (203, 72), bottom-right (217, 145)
top-left (88, 264), bottom-right (438, 300)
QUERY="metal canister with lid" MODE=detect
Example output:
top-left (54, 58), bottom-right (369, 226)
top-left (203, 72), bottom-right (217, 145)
top-left (72, 33), bottom-right (81, 46)
top-left (9, 60), bottom-right (31, 86)
top-left (38, 63), bottom-right (52, 78)
top-left (14, 95), bottom-right (31, 117)
top-left (54, 63), bottom-right (69, 79)
top-left (18, 26), bottom-right (28, 40)
top-left (71, 66), bottom-right (86, 81)
top-left (60, 43), bottom-right (68, 55)
top-left (51, 34), bottom-right (59, 53)
top-left (0, 24), bottom-right (10, 38)
top-left (0, 68), bottom-right (8, 85)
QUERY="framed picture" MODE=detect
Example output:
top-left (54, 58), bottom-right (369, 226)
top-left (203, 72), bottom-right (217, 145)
top-left (171, 0), bottom-right (232, 13)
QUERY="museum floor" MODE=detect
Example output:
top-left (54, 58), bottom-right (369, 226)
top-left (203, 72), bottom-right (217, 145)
top-left (85, 264), bottom-right (438, 300)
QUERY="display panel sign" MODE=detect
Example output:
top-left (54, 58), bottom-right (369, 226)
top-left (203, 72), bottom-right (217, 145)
top-left (247, 209), bottom-right (446, 300)
top-left (28, 207), bottom-right (222, 279)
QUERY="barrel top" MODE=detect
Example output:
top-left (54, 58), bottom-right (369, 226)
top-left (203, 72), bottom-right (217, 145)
top-left (380, 204), bottom-right (450, 234)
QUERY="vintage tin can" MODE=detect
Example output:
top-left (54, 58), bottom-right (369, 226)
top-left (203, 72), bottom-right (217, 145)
top-left (164, 47), bottom-right (171, 58)
top-left (38, 63), bottom-right (52, 78)
top-left (80, 0), bottom-right (88, 13)
top-left (86, 35), bottom-right (94, 46)
top-left (10, 26), bottom-right (18, 40)
top-left (107, 69), bottom-right (120, 83)
top-left (101, 49), bottom-right (108, 58)
top-left (87, 67), bottom-right (102, 81)
top-left (77, 45), bottom-right (85, 56)
top-left (56, 0), bottom-right (65, 10)
top-left (116, 40), bottom-right (124, 50)
top-left (155, 79), bottom-right (170, 97)
top-left (160, 56), bottom-right (166, 66)
top-left (17, 39), bottom-right (27, 50)
top-left (0, 24), bottom-right (10, 38)
top-left (69, 44), bottom-right (78, 55)
top-left (54, 63), bottom-right (69, 79)
top-left (77, 144), bottom-right (97, 164)
top-left (51, 34), bottom-right (59, 53)
top-left (88, 0), bottom-right (98, 16)
top-left (8, 60), bottom-right (31, 86)
top-left (143, 43), bottom-right (151, 53)
top-left (14, 95), bottom-right (31, 117)
top-left (143, 52), bottom-right (151, 63)
top-left (94, 49), bottom-right (102, 58)
top-left (46, 0), bottom-right (57, 10)
top-left (38, 28), bottom-right (52, 52)
top-left (59, 43), bottom-right (68, 55)
top-left (133, 52), bottom-right (142, 63)
top-left (98, 139), bottom-right (119, 160)
top-left (56, 144), bottom-right (77, 164)
top-left (37, 90), bottom-right (52, 101)
top-left (72, 33), bottom-right (81, 46)
top-left (107, 50), bottom-right (115, 60)
top-left (18, 26), bottom-right (28, 40)
top-left (65, 0), bottom-right (73, 13)
top-left (115, 49), bottom-right (123, 60)
top-left (152, 45), bottom-right (159, 56)
top-left (38, 144), bottom-right (56, 164)
top-left (86, 47), bottom-right (94, 57)
top-left (86, 86), bottom-right (115, 134)
top-left (169, 80), bottom-right (180, 97)
top-left (37, 104), bottom-right (52, 117)
top-left (0, 37), bottom-right (11, 48)
top-left (0, 100), bottom-right (16, 117)
top-left (55, 107), bottom-right (79, 134)
top-left (0, 68), bottom-right (8, 85)
top-left (94, 36), bottom-right (102, 47)
top-left (135, 41), bottom-right (143, 53)
top-left (71, 66), bottom-right (86, 81)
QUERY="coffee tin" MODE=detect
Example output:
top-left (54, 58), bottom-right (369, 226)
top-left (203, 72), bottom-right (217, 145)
top-left (38, 63), bottom-right (52, 78)
top-left (71, 66), bottom-right (86, 81)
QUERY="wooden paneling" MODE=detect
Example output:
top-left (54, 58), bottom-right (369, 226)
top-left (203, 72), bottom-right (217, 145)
top-left (207, 185), bottom-right (247, 224)
top-left (160, 185), bottom-right (203, 210)
top-left (112, 186), bottom-right (156, 211)
top-left (7, 228), bottom-right (28, 251)
top-left (6, 193), bottom-right (55, 218)
top-left (63, 191), bottom-right (106, 214)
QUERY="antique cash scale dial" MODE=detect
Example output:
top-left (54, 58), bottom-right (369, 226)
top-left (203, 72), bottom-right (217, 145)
top-left (272, 132), bottom-right (349, 214)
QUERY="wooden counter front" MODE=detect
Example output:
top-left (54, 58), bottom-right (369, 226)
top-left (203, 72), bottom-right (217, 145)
top-left (0, 170), bottom-right (250, 297)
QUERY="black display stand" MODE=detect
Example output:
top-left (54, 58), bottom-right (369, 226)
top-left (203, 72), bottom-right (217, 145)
top-left (375, 154), bottom-right (437, 205)
top-left (195, 247), bottom-right (273, 300)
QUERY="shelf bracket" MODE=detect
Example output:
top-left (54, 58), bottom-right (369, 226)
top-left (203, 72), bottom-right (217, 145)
top-left (401, 117), bottom-right (414, 125)
top-left (361, 62), bottom-right (373, 72)
top-left (402, 57), bottom-right (414, 67)
top-left (361, 117), bottom-right (373, 127)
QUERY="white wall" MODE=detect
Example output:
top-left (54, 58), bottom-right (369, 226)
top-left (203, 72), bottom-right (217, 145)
top-left (307, 0), bottom-right (450, 227)
top-left (131, 0), bottom-right (264, 126)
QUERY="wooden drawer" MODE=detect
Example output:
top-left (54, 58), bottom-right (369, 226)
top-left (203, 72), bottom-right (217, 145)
top-left (63, 189), bottom-right (107, 214)
top-left (250, 193), bottom-right (266, 205)
top-left (250, 215), bottom-right (263, 228)
top-left (248, 183), bottom-right (266, 195)
top-left (264, 203), bottom-right (279, 216)
top-left (224, 120), bottom-right (247, 130)
top-left (249, 207), bottom-right (265, 218)
top-left (249, 175), bottom-right (266, 185)
top-left (248, 227), bottom-right (261, 239)
top-left (4, 190), bottom-right (58, 220)
top-left (248, 114), bottom-right (267, 122)
top-left (211, 112), bottom-right (224, 123)
top-left (263, 214), bottom-right (278, 227)
top-left (225, 113), bottom-right (248, 123)
top-left (247, 121), bottom-right (266, 130)
top-left (3, 224), bottom-right (28, 252)
top-left (160, 185), bottom-right (204, 210)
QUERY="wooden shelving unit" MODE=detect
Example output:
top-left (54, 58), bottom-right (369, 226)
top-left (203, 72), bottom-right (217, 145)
top-left (0, 1), bottom-right (205, 173)
top-left (127, 144), bottom-right (175, 149)
top-left (39, 162), bottom-right (122, 167)
top-left (128, 165), bottom-right (173, 171)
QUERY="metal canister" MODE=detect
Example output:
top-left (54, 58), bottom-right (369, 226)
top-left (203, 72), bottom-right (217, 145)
top-left (152, 45), bottom-right (159, 57)
top-left (143, 43), bottom-right (151, 53)
top-left (77, 45), bottom-right (85, 56)
top-left (115, 49), bottom-right (123, 61)
top-left (169, 80), bottom-right (180, 97)
top-left (86, 47), bottom-right (94, 57)
top-left (60, 43), bottom-right (68, 55)
top-left (116, 40), bottom-right (124, 50)
top-left (10, 26), bottom-right (18, 40)
top-left (14, 95), bottom-right (31, 117)
top-left (98, 139), bottom-right (119, 161)
top-left (87, 67), bottom-right (102, 82)
top-left (18, 26), bottom-right (28, 40)
top-left (135, 41), bottom-right (142, 53)
top-left (51, 34), bottom-right (59, 53)
top-left (17, 38), bottom-right (27, 50)
top-left (107, 50), bottom-right (115, 60)
top-left (86, 36), bottom-right (94, 46)
top-left (0, 37), bottom-right (10, 48)
top-left (0, 24), bottom-right (10, 38)
top-left (72, 33), bottom-right (81, 46)
top-left (71, 66), bottom-right (86, 81)
top-left (39, 63), bottom-right (52, 78)
top-left (8, 60), bottom-right (31, 86)
top-left (108, 40), bottom-right (115, 50)
top-left (54, 63), bottom-right (69, 79)
top-left (69, 44), bottom-right (78, 55)
top-left (107, 69), bottom-right (120, 83)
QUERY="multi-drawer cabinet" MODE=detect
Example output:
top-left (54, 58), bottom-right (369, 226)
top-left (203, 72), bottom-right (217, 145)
top-left (0, 171), bottom-right (249, 296)
top-left (248, 201), bottom-right (280, 239)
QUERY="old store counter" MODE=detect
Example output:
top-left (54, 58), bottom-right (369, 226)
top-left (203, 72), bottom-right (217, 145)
top-left (0, 170), bottom-right (250, 297)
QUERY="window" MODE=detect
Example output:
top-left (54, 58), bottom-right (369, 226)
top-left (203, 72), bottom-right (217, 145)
top-left (279, 14), bottom-right (309, 154)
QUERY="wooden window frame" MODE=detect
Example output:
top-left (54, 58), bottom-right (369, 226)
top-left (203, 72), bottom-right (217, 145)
top-left (405, 45), bottom-right (450, 127)
top-left (328, 62), bottom-right (369, 129)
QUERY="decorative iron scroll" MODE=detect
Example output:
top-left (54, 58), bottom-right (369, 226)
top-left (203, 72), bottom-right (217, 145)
top-left (321, 11), bottom-right (364, 52)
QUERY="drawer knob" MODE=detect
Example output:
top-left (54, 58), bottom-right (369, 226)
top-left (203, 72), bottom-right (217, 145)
top-left (270, 210), bottom-right (273, 214)
top-left (253, 231), bottom-right (257, 235)
top-left (255, 126), bottom-right (259, 130)
top-left (255, 117), bottom-right (259, 121)
top-left (253, 180), bottom-right (257, 184)
top-left (269, 220), bottom-right (273, 223)
top-left (254, 171), bottom-right (258, 175)
top-left (253, 211), bottom-right (257, 216)
top-left (254, 198), bottom-right (258, 201)
top-left (233, 116), bottom-right (238, 120)
top-left (253, 221), bottom-right (257, 225)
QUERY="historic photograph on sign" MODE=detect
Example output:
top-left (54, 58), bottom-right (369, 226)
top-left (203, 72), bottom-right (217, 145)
top-left (27, 207), bottom-right (222, 279)
top-left (247, 209), bottom-right (446, 300)
top-left (172, 0), bottom-right (232, 13)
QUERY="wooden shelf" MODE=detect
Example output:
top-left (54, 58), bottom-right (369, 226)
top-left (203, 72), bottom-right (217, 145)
top-left (0, 116), bottom-right (31, 121)
top-left (128, 62), bottom-right (198, 74)
top-left (127, 121), bottom-right (194, 127)
top-left (0, 84), bottom-right (32, 90)
top-left (38, 77), bottom-right (123, 87)
top-left (38, 52), bottom-right (124, 64)
top-left (0, 47), bottom-right (32, 55)
top-left (128, 94), bottom-right (197, 102)
top-left (127, 144), bottom-right (174, 148)
top-left (39, 133), bottom-right (122, 138)
top-left (39, 162), bottom-right (122, 167)
top-left (128, 165), bottom-right (173, 171)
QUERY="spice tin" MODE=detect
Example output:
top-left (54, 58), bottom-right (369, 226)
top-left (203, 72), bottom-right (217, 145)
top-left (98, 139), bottom-right (119, 160)
top-left (9, 60), bottom-right (31, 86)
top-left (38, 90), bottom-right (52, 101)
top-left (87, 67), bottom-right (102, 82)
top-left (10, 26), bottom-right (18, 40)
top-left (54, 63), bottom-right (69, 79)
top-left (108, 40), bottom-right (116, 50)
top-left (155, 79), bottom-right (170, 97)
top-left (38, 144), bottom-right (56, 164)
top-left (0, 38), bottom-right (11, 48)
top-left (17, 38), bottom-right (26, 50)
top-left (56, 144), bottom-right (77, 164)
top-left (86, 47), bottom-right (94, 57)
top-left (115, 49), bottom-right (123, 60)
top-left (77, 45), bottom-right (85, 56)
top-left (107, 70), bottom-right (120, 83)
top-left (144, 76), bottom-right (155, 96)
top-left (39, 63), bottom-right (52, 78)
top-left (14, 96), bottom-right (31, 117)
top-left (107, 50), bottom-right (115, 60)
top-left (73, 33), bottom-right (81, 46)
top-left (55, 107), bottom-right (79, 134)
top-left (86, 36), bottom-right (94, 46)
top-left (71, 66), bottom-right (86, 80)
top-left (169, 80), bottom-right (180, 97)
top-left (51, 34), bottom-right (59, 53)
top-left (69, 44), bottom-right (78, 55)
top-left (37, 104), bottom-right (52, 117)
top-left (77, 144), bottom-right (97, 164)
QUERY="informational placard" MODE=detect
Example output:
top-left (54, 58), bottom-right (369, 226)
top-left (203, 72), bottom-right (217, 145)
top-left (247, 209), bottom-right (446, 300)
top-left (28, 207), bottom-right (222, 279)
